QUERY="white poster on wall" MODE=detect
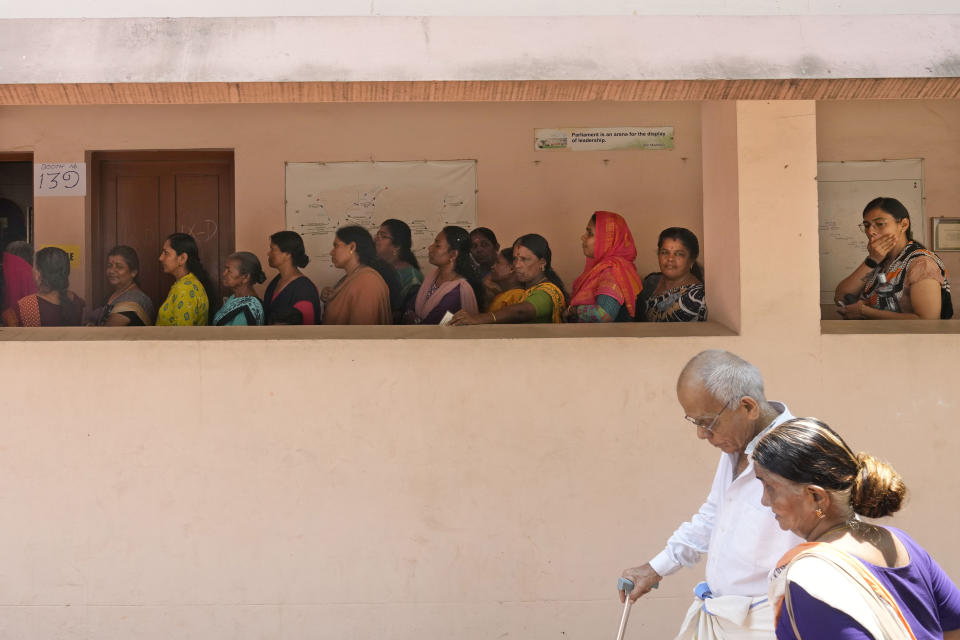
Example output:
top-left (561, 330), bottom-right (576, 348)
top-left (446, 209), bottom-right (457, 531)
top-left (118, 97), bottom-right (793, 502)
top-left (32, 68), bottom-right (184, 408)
top-left (535, 127), bottom-right (674, 151)
top-left (34, 162), bottom-right (86, 196)
top-left (285, 160), bottom-right (478, 289)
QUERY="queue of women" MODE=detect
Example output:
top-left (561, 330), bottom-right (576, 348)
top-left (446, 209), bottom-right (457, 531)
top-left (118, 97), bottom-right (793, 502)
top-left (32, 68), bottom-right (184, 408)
top-left (0, 209), bottom-right (710, 327)
top-left (0, 195), bottom-right (948, 326)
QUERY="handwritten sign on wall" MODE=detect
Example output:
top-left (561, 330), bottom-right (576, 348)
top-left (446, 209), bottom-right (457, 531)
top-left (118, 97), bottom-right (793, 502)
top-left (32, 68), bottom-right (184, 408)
top-left (285, 160), bottom-right (478, 289)
top-left (34, 162), bottom-right (86, 197)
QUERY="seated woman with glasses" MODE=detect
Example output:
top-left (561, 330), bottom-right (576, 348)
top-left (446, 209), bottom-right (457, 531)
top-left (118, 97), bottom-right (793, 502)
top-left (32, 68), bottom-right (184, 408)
top-left (835, 197), bottom-right (952, 320)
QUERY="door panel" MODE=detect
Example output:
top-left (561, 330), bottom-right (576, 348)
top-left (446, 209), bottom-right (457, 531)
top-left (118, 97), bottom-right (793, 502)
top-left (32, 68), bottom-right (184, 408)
top-left (175, 173), bottom-right (222, 297)
top-left (94, 152), bottom-right (234, 314)
top-left (115, 174), bottom-right (165, 305)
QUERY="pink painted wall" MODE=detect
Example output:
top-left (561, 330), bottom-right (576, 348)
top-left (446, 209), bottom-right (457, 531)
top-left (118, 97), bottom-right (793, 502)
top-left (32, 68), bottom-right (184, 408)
top-left (0, 101), bottom-right (703, 300)
top-left (0, 101), bottom-right (959, 640)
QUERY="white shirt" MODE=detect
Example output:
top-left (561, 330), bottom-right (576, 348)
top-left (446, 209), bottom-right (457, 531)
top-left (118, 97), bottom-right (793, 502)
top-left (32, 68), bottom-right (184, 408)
top-left (649, 402), bottom-right (803, 597)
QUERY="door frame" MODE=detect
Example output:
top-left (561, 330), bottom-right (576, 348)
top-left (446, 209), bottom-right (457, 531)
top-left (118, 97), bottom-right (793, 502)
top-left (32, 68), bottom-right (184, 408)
top-left (0, 153), bottom-right (34, 246)
top-left (90, 149), bottom-right (235, 307)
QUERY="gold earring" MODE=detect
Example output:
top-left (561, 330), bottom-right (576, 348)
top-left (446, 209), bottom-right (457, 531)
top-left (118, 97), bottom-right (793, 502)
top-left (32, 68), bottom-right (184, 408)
top-left (815, 508), bottom-right (824, 519)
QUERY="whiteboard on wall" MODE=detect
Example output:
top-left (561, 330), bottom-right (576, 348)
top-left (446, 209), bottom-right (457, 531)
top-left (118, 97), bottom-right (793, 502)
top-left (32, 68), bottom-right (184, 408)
top-left (285, 160), bottom-right (478, 289)
top-left (817, 159), bottom-right (924, 304)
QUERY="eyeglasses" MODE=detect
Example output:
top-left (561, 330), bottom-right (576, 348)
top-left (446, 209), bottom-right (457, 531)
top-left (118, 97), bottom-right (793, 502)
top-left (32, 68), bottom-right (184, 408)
top-left (684, 403), bottom-right (730, 432)
top-left (857, 220), bottom-right (888, 233)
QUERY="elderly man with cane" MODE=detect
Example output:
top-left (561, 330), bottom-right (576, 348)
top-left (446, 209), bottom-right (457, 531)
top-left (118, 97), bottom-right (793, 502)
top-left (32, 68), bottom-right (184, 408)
top-left (619, 350), bottom-right (802, 639)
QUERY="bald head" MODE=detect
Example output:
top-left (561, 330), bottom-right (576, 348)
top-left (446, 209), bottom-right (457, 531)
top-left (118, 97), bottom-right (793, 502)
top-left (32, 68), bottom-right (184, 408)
top-left (678, 350), bottom-right (767, 406)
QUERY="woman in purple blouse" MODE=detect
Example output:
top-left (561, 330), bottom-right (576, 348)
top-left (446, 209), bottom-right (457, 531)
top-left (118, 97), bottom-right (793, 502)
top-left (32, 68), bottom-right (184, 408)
top-left (753, 417), bottom-right (960, 640)
top-left (405, 226), bottom-right (482, 325)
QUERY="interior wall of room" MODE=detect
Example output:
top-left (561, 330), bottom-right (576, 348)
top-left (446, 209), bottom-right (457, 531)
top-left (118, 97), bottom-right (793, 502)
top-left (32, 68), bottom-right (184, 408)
top-left (0, 101), bottom-right (703, 300)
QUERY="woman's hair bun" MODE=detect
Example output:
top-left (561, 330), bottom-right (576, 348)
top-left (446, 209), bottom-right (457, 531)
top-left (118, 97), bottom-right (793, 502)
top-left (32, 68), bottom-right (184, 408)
top-left (850, 452), bottom-right (906, 518)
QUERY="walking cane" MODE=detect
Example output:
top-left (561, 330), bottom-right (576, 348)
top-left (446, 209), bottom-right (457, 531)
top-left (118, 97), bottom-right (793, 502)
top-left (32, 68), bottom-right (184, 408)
top-left (615, 577), bottom-right (634, 640)
top-left (616, 575), bottom-right (658, 640)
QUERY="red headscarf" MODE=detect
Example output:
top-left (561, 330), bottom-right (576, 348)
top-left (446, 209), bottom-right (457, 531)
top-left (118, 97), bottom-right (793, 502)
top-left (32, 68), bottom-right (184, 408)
top-left (569, 211), bottom-right (644, 316)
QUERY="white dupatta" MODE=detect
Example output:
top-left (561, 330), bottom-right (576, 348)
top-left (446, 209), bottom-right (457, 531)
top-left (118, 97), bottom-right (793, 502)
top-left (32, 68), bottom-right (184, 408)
top-left (769, 543), bottom-right (916, 640)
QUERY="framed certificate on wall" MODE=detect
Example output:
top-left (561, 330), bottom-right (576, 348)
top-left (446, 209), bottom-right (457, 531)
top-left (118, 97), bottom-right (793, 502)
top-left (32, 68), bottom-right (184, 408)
top-left (933, 218), bottom-right (960, 251)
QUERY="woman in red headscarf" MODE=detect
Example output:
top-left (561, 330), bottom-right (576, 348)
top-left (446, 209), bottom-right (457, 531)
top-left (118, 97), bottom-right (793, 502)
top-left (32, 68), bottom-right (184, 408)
top-left (565, 211), bottom-right (644, 322)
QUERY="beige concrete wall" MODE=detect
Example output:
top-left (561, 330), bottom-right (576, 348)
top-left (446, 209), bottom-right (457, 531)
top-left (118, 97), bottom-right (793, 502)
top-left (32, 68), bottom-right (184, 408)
top-left (0, 101), bottom-right (959, 639)
top-left (0, 101), bottom-right (703, 299)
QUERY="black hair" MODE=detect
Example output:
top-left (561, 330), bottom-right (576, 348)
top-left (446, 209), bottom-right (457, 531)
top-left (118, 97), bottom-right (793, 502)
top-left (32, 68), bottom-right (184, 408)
top-left (863, 197), bottom-right (915, 242)
top-left (514, 233), bottom-right (567, 303)
top-left (658, 227), bottom-right (704, 282)
top-left (166, 232), bottom-right (217, 312)
top-left (470, 227), bottom-right (499, 248)
top-left (336, 225), bottom-right (377, 266)
top-left (270, 230), bottom-right (310, 268)
top-left (754, 417), bottom-right (906, 519)
top-left (35, 246), bottom-right (75, 324)
top-left (227, 251), bottom-right (267, 285)
top-left (380, 219), bottom-right (420, 271)
top-left (107, 245), bottom-right (141, 285)
top-left (336, 225), bottom-right (402, 316)
top-left (443, 226), bottom-right (484, 303)
top-left (489, 247), bottom-right (518, 288)
top-left (5, 240), bottom-right (33, 264)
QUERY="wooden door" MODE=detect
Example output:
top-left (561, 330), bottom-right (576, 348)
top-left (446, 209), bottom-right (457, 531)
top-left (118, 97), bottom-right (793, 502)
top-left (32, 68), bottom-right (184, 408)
top-left (93, 151), bottom-right (234, 311)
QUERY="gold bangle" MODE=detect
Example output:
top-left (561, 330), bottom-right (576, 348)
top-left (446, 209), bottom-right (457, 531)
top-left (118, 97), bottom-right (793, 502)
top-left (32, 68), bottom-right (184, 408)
top-left (490, 312), bottom-right (497, 324)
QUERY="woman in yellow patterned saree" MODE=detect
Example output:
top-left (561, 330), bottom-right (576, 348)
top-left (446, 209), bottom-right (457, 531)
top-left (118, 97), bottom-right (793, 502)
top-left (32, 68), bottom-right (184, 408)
top-left (451, 233), bottom-right (566, 325)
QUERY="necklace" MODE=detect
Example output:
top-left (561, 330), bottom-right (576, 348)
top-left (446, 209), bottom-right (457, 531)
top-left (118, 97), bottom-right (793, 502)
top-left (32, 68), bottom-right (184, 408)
top-left (108, 282), bottom-right (135, 304)
top-left (812, 521), bottom-right (853, 542)
top-left (525, 274), bottom-right (546, 288)
top-left (657, 273), bottom-right (697, 295)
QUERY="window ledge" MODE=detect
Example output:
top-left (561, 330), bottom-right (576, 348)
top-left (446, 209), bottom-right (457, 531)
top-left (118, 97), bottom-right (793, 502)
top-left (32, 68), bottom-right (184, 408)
top-left (821, 319), bottom-right (960, 335)
top-left (0, 321), bottom-right (735, 342)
